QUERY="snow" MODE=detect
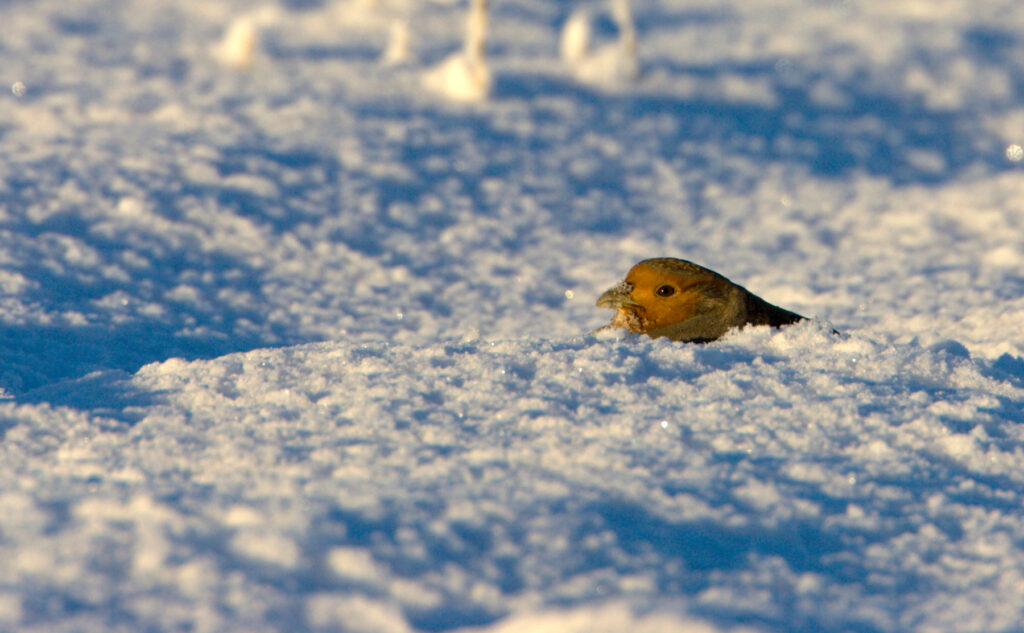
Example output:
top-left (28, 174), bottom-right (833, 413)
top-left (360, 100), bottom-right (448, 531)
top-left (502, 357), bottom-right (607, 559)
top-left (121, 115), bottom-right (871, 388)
top-left (2, 0), bottom-right (1024, 631)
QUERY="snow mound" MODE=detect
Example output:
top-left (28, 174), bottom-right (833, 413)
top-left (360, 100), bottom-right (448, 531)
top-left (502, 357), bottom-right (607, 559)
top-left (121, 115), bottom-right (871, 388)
top-left (5, 327), bottom-right (1024, 631)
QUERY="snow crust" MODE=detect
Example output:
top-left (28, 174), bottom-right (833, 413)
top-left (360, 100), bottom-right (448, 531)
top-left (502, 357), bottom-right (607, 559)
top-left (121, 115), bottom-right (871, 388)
top-left (3, 0), bottom-right (1024, 631)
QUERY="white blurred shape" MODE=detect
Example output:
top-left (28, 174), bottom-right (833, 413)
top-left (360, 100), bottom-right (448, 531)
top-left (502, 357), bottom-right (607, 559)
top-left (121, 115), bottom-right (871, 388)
top-left (560, 10), bottom-right (591, 65)
top-left (478, 601), bottom-right (740, 633)
top-left (381, 19), bottom-right (411, 66)
top-left (11, 81), bottom-right (27, 97)
top-left (422, 0), bottom-right (492, 102)
top-left (214, 17), bottom-right (258, 70)
top-left (213, 6), bottom-right (282, 71)
top-left (306, 594), bottom-right (412, 633)
top-left (561, 0), bottom-right (638, 86)
top-left (1006, 144), bottom-right (1023, 162)
top-left (230, 529), bottom-right (301, 568)
top-left (327, 547), bottom-right (386, 584)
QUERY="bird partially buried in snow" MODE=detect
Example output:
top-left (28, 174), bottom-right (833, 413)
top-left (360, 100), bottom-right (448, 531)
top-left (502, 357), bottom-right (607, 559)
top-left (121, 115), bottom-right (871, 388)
top-left (596, 257), bottom-right (806, 342)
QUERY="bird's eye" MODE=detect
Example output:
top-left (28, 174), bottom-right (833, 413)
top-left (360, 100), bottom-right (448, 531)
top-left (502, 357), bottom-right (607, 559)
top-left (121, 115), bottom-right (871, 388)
top-left (655, 284), bottom-right (676, 297)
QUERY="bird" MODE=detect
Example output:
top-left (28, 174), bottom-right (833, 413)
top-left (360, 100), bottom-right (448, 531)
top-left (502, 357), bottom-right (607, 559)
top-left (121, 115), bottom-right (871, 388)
top-left (595, 257), bottom-right (807, 342)
top-left (560, 0), bottom-right (639, 87)
top-left (422, 0), bottom-right (492, 102)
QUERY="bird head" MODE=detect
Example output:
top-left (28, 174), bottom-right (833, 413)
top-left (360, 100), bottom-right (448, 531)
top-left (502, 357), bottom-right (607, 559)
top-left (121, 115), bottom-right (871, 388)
top-left (596, 258), bottom-right (731, 339)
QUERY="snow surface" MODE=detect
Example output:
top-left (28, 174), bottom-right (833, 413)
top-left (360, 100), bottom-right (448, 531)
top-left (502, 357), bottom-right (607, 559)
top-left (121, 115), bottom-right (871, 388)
top-left (3, 0), bottom-right (1024, 631)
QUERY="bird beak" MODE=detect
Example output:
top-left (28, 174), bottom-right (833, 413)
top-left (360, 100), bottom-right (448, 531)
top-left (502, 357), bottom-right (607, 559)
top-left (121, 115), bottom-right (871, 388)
top-left (596, 281), bottom-right (638, 309)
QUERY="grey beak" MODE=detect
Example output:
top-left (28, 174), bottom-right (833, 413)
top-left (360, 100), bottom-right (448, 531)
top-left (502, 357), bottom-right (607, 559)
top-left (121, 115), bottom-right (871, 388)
top-left (596, 281), bottom-right (637, 309)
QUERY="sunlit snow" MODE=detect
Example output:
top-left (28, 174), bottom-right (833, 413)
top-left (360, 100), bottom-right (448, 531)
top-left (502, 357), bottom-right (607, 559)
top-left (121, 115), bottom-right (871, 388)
top-left (2, 0), bottom-right (1024, 632)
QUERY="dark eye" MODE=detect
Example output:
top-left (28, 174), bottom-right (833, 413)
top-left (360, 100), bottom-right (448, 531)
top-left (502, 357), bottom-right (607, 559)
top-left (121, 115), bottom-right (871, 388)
top-left (655, 284), bottom-right (675, 297)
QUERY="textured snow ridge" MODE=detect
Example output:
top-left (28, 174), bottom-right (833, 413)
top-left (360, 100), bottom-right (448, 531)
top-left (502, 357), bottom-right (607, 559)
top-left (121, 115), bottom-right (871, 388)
top-left (4, 329), bottom-right (1024, 632)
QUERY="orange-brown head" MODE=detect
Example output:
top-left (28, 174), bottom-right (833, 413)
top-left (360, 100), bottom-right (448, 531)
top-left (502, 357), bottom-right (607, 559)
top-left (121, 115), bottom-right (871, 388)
top-left (596, 257), bottom-right (804, 342)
